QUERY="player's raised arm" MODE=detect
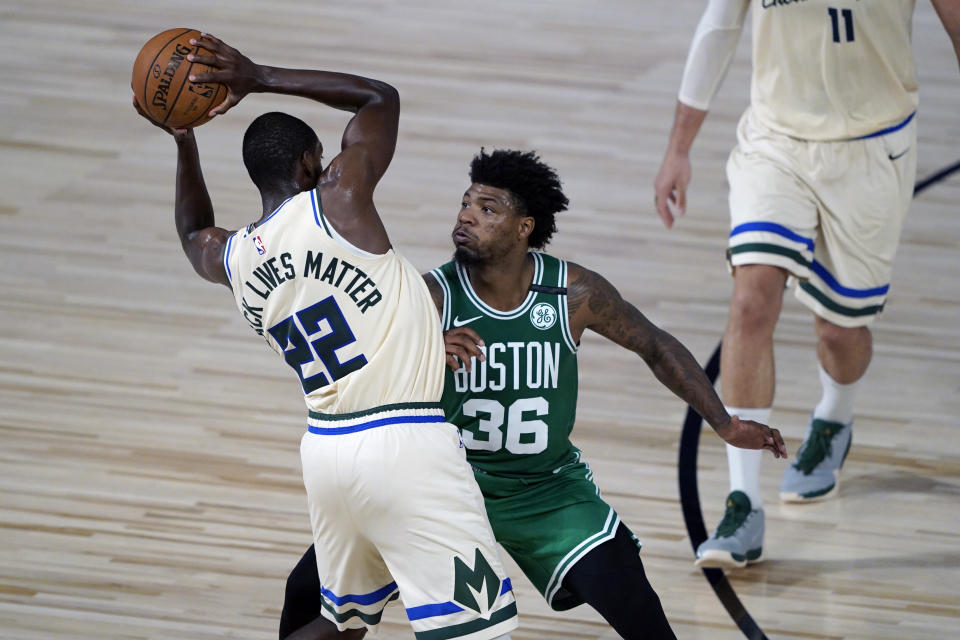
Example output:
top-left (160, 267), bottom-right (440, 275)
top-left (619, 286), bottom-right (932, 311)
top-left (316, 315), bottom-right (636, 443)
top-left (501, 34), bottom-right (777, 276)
top-left (131, 98), bottom-right (231, 286)
top-left (187, 33), bottom-right (399, 197)
top-left (566, 263), bottom-right (787, 458)
top-left (654, 0), bottom-right (749, 228)
top-left (931, 0), bottom-right (960, 71)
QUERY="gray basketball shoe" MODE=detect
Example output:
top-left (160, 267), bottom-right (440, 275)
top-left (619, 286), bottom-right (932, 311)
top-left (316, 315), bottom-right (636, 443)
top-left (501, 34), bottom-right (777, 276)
top-left (780, 417), bottom-right (852, 503)
top-left (695, 491), bottom-right (764, 569)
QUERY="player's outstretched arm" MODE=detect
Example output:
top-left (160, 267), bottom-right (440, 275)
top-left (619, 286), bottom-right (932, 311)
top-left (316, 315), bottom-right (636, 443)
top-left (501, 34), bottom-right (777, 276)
top-left (187, 33), bottom-right (399, 194)
top-left (172, 130), bottom-right (232, 286)
top-left (931, 0), bottom-right (960, 71)
top-left (567, 263), bottom-right (787, 458)
top-left (132, 98), bottom-right (230, 286)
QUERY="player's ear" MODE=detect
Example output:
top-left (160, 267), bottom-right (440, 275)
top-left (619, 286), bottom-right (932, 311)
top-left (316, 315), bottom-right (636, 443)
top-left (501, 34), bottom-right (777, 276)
top-left (517, 216), bottom-right (535, 241)
top-left (298, 147), bottom-right (322, 187)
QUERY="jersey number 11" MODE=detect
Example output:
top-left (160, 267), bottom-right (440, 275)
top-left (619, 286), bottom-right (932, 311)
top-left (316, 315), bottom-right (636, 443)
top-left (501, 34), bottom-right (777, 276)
top-left (828, 7), bottom-right (854, 43)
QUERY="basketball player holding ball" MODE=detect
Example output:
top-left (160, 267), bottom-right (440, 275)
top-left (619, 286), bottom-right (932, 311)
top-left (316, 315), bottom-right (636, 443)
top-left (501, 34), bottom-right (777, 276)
top-left (654, 0), bottom-right (960, 569)
top-left (133, 33), bottom-right (519, 640)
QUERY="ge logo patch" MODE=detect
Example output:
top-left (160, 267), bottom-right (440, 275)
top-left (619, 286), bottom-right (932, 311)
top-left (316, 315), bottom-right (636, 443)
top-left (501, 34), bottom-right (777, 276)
top-left (530, 302), bottom-right (556, 330)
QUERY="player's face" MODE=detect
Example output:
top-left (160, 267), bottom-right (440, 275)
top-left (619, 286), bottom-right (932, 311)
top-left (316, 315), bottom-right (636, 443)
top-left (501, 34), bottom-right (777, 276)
top-left (453, 183), bottom-right (530, 265)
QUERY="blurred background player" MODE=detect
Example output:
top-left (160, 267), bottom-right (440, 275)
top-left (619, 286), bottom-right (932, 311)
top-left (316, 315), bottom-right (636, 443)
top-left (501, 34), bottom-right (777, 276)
top-left (653, 0), bottom-right (960, 568)
top-left (135, 34), bottom-right (517, 640)
top-left (281, 149), bottom-right (787, 640)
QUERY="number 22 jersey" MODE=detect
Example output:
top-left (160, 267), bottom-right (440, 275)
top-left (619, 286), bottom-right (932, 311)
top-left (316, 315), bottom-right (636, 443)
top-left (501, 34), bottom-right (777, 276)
top-left (223, 188), bottom-right (446, 415)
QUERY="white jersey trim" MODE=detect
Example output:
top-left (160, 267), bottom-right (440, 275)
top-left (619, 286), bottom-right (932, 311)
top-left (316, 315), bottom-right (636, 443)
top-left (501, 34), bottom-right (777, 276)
top-left (455, 252), bottom-right (544, 320)
top-left (543, 507), bottom-right (620, 606)
top-left (556, 259), bottom-right (578, 354)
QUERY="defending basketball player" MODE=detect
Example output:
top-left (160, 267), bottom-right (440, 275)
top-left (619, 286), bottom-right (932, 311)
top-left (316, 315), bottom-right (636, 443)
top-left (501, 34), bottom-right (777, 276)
top-left (133, 34), bottom-right (518, 640)
top-left (653, 0), bottom-right (960, 569)
top-left (281, 149), bottom-right (787, 640)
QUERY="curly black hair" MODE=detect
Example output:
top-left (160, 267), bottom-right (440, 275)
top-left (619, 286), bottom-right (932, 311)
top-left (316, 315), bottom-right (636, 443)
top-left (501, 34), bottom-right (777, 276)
top-left (469, 149), bottom-right (568, 249)
top-left (243, 112), bottom-right (319, 192)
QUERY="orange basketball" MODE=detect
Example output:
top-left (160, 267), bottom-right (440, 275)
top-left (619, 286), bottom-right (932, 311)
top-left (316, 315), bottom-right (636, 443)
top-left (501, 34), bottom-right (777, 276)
top-left (131, 28), bottom-right (227, 129)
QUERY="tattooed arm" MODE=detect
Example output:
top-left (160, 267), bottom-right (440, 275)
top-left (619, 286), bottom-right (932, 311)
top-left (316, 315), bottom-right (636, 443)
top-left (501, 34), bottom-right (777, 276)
top-left (566, 263), bottom-right (786, 457)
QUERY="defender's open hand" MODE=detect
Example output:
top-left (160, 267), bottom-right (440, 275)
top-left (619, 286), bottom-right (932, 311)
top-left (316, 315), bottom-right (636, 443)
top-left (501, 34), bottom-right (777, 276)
top-left (443, 327), bottom-right (485, 372)
top-left (716, 415), bottom-right (788, 459)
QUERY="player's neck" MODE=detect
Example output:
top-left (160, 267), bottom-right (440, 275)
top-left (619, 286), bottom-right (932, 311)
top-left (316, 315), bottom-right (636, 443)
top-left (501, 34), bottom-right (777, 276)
top-left (467, 251), bottom-right (534, 312)
top-left (257, 188), bottom-right (301, 224)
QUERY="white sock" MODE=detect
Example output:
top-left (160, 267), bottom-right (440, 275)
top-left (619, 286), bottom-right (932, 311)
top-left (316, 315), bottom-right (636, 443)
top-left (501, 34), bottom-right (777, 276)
top-left (490, 635), bottom-right (513, 640)
top-left (724, 406), bottom-right (771, 510)
top-left (813, 363), bottom-right (859, 425)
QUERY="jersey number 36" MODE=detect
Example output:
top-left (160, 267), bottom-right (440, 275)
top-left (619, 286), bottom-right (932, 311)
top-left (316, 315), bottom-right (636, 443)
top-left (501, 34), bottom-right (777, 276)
top-left (461, 397), bottom-right (549, 455)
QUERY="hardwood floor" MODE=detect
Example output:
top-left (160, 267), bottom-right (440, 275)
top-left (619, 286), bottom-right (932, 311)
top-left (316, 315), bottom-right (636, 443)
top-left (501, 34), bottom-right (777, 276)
top-left (1, 1), bottom-right (958, 638)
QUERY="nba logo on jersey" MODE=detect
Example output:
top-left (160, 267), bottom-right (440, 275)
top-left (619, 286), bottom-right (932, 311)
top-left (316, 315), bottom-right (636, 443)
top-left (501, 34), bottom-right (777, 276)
top-left (254, 235), bottom-right (266, 255)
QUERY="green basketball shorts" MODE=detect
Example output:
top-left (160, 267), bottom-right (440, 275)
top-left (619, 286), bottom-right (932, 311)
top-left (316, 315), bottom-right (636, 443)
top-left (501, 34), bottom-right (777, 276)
top-left (474, 457), bottom-right (641, 611)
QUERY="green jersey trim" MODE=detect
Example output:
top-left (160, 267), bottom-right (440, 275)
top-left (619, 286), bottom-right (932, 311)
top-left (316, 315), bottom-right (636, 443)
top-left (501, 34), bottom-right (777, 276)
top-left (412, 602), bottom-right (518, 640)
top-left (430, 268), bottom-right (453, 330)
top-left (310, 188), bottom-right (333, 237)
top-left (455, 252), bottom-right (544, 319)
top-left (307, 401), bottom-right (443, 421)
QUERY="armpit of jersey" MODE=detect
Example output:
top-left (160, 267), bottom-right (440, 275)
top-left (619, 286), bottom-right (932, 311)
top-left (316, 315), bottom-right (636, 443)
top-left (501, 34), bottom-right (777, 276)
top-left (678, 0), bottom-right (751, 111)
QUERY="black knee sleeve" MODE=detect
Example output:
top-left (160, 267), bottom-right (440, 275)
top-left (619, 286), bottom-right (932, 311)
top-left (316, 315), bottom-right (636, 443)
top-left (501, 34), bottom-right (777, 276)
top-left (562, 524), bottom-right (677, 640)
top-left (279, 545), bottom-right (325, 639)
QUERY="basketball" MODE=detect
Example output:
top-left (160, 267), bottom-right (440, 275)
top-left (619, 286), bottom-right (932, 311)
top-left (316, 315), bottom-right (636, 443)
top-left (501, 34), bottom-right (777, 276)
top-left (131, 28), bottom-right (227, 129)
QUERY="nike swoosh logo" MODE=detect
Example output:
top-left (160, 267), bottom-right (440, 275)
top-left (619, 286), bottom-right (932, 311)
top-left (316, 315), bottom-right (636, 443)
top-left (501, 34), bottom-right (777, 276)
top-left (888, 148), bottom-right (910, 161)
top-left (452, 315), bottom-right (482, 327)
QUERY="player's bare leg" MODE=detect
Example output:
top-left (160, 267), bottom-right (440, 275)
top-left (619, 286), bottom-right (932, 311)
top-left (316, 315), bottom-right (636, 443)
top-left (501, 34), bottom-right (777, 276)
top-left (721, 264), bottom-right (787, 509)
top-left (721, 264), bottom-right (788, 410)
top-left (815, 317), bottom-right (872, 384)
top-left (780, 317), bottom-right (869, 503)
top-left (696, 264), bottom-right (786, 568)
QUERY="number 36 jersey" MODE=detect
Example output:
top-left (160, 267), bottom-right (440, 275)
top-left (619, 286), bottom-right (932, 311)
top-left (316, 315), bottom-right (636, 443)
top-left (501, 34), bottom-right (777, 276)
top-left (224, 188), bottom-right (445, 415)
top-left (430, 253), bottom-right (579, 479)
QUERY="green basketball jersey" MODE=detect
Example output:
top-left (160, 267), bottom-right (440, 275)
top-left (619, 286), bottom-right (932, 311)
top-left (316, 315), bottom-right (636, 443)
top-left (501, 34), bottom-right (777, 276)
top-left (430, 252), bottom-right (579, 478)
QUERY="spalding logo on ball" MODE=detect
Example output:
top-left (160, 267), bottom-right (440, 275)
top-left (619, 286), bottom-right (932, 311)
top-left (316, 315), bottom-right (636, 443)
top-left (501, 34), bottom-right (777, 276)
top-left (132, 28), bottom-right (227, 129)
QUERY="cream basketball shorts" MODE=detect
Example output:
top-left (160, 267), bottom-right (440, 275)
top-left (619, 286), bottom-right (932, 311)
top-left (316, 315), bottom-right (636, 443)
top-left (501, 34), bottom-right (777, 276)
top-left (300, 402), bottom-right (518, 640)
top-left (726, 108), bottom-right (917, 327)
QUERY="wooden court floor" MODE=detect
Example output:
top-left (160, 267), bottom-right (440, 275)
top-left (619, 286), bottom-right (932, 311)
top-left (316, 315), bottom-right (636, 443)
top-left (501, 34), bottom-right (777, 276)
top-left (1, 1), bottom-right (958, 638)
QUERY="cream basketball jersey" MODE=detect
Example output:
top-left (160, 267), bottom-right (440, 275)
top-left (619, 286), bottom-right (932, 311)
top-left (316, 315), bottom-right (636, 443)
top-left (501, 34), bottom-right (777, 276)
top-left (223, 188), bottom-right (445, 414)
top-left (750, 0), bottom-right (917, 140)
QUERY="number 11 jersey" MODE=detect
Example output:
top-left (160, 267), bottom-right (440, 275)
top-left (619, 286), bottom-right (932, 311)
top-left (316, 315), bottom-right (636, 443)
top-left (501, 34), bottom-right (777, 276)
top-left (224, 188), bottom-right (445, 415)
top-left (431, 253), bottom-right (580, 478)
top-left (750, 0), bottom-right (917, 140)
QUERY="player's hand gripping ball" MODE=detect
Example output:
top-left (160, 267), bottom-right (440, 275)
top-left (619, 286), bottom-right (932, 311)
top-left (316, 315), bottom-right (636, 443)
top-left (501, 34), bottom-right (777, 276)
top-left (131, 28), bottom-right (227, 129)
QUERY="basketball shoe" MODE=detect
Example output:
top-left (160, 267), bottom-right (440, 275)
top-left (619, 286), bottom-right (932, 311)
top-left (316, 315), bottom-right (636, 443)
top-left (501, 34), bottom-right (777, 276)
top-left (780, 418), bottom-right (852, 503)
top-left (695, 490), bottom-right (764, 569)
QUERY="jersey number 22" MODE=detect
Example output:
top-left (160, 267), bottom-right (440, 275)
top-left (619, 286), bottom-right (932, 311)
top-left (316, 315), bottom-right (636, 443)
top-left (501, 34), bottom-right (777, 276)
top-left (268, 297), bottom-right (368, 393)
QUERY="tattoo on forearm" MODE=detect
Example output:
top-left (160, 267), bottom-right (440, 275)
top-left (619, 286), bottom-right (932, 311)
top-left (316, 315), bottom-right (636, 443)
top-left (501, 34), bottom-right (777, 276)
top-left (647, 333), bottom-right (728, 429)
